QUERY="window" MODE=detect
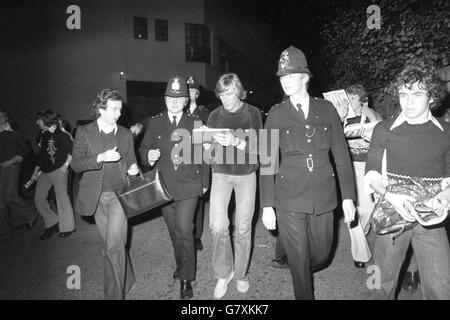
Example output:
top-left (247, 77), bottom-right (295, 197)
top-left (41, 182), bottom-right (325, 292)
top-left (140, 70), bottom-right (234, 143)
top-left (133, 17), bottom-right (148, 39)
top-left (155, 19), bottom-right (168, 41)
top-left (185, 23), bottom-right (211, 64)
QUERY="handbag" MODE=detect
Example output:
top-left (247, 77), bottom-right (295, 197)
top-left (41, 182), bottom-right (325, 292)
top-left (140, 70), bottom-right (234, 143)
top-left (115, 168), bottom-right (173, 219)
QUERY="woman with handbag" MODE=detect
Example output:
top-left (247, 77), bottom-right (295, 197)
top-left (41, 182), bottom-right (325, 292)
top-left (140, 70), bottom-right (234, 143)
top-left (364, 60), bottom-right (450, 299)
top-left (139, 75), bottom-right (209, 300)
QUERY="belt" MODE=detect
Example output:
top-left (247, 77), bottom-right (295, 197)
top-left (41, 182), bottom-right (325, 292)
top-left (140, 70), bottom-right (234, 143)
top-left (282, 156), bottom-right (330, 172)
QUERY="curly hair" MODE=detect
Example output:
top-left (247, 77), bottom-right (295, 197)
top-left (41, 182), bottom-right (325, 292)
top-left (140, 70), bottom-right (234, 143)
top-left (36, 110), bottom-right (57, 127)
top-left (92, 89), bottom-right (122, 119)
top-left (388, 60), bottom-right (444, 110)
top-left (345, 84), bottom-right (368, 104)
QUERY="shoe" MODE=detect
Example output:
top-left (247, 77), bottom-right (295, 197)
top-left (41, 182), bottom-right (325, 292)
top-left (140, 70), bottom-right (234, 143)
top-left (354, 261), bottom-right (366, 269)
top-left (59, 230), bottom-right (75, 238)
top-left (195, 238), bottom-right (204, 251)
top-left (40, 223), bottom-right (59, 240)
top-left (237, 280), bottom-right (250, 293)
top-left (213, 269), bottom-right (234, 299)
top-left (180, 280), bottom-right (193, 299)
top-left (271, 256), bottom-right (289, 269)
top-left (402, 271), bottom-right (420, 291)
top-left (173, 269), bottom-right (179, 280)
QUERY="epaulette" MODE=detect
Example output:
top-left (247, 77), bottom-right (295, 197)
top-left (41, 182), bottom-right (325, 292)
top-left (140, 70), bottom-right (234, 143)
top-left (151, 113), bottom-right (164, 119)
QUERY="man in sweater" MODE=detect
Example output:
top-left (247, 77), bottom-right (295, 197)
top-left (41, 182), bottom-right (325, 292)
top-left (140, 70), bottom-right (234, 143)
top-left (364, 60), bottom-right (450, 299)
top-left (0, 110), bottom-right (37, 240)
top-left (205, 73), bottom-right (263, 299)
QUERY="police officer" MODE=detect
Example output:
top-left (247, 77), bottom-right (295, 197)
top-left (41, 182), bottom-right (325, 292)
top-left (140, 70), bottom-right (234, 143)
top-left (260, 46), bottom-right (356, 300)
top-left (186, 75), bottom-right (210, 251)
top-left (139, 75), bottom-right (210, 299)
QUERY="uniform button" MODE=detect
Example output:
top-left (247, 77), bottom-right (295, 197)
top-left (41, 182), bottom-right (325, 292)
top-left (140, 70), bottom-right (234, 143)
top-left (306, 125), bottom-right (310, 129)
top-left (307, 139), bottom-right (311, 143)
top-left (158, 136), bottom-right (161, 139)
top-left (309, 168), bottom-right (314, 172)
top-left (309, 154), bottom-right (313, 157)
top-left (286, 130), bottom-right (290, 134)
top-left (324, 127), bottom-right (328, 131)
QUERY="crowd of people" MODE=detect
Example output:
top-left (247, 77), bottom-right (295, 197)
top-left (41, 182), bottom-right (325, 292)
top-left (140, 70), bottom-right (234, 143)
top-left (1, 46), bottom-right (450, 300)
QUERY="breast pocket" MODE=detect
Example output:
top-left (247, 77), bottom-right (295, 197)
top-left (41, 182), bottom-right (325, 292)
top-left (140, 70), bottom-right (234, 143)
top-left (280, 127), bottom-right (301, 153)
top-left (313, 124), bottom-right (331, 150)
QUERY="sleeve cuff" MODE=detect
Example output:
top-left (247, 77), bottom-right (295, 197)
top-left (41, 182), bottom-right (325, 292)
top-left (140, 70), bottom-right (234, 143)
top-left (363, 170), bottom-right (382, 194)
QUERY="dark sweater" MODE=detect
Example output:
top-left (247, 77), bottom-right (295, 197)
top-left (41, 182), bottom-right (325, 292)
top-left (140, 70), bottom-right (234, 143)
top-left (366, 118), bottom-right (450, 178)
top-left (100, 131), bottom-right (124, 192)
top-left (38, 129), bottom-right (73, 173)
top-left (0, 130), bottom-right (29, 164)
top-left (207, 102), bottom-right (263, 176)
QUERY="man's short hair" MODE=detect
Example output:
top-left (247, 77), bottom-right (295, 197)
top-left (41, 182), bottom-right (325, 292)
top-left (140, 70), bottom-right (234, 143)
top-left (215, 73), bottom-right (247, 100)
top-left (345, 84), bottom-right (368, 104)
top-left (92, 89), bottom-right (122, 119)
top-left (388, 60), bottom-right (444, 110)
top-left (37, 110), bottom-right (57, 127)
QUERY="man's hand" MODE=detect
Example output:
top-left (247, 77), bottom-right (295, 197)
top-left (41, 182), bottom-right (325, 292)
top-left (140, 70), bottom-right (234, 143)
top-left (130, 123), bottom-right (143, 136)
top-left (127, 163), bottom-right (139, 176)
top-left (432, 188), bottom-right (450, 216)
top-left (0, 155), bottom-right (23, 167)
top-left (385, 192), bottom-right (417, 222)
top-left (342, 199), bottom-right (356, 223)
top-left (262, 207), bottom-right (277, 230)
top-left (202, 188), bottom-right (208, 195)
top-left (98, 147), bottom-right (121, 163)
top-left (147, 149), bottom-right (161, 163)
top-left (214, 132), bottom-right (239, 147)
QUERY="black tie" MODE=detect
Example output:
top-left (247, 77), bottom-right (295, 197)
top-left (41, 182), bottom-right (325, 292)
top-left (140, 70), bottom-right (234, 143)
top-left (172, 115), bottom-right (177, 127)
top-left (296, 103), bottom-right (305, 121)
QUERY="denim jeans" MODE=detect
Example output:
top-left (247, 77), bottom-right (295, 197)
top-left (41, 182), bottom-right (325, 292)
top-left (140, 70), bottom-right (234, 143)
top-left (209, 172), bottom-right (256, 280)
top-left (94, 192), bottom-right (135, 300)
top-left (353, 161), bottom-right (374, 232)
top-left (373, 224), bottom-right (450, 299)
top-left (34, 167), bottom-right (75, 232)
top-left (0, 164), bottom-right (36, 236)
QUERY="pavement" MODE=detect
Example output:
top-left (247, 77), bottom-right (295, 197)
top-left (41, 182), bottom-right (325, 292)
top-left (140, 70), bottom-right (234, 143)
top-left (0, 203), bottom-right (421, 300)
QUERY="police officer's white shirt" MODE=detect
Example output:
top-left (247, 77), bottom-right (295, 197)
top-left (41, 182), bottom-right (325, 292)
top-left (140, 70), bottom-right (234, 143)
top-left (167, 111), bottom-right (182, 126)
top-left (290, 95), bottom-right (310, 119)
top-left (189, 104), bottom-right (197, 115)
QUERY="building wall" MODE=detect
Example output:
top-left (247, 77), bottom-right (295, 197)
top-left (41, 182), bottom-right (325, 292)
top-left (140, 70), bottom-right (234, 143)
top-left (2, 0), bottom-right (275, 145)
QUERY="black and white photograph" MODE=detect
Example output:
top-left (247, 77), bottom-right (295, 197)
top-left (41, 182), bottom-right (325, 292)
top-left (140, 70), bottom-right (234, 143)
top-left (1, 0), bottom-right (450, 306)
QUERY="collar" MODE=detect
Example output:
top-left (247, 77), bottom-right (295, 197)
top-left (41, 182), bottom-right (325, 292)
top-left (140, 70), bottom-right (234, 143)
top-left (167, 111), bottom-right (182, 125)
top-left (390, 111), bottom-right (443, 132)
top-left (97, 118), bottom-right (118, 135)
top-left (290, 95), bottom-right (310, 117)
top-left (189, 104), bottom-right (197, 114)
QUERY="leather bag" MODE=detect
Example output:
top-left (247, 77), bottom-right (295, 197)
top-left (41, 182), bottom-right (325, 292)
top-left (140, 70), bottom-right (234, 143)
top-left (115, 168), bottom-right (173, 218)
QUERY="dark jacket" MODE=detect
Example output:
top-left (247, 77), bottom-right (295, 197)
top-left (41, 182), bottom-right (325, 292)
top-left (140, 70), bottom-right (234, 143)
top-left (71, 121), bottom-right (137, 216)
top-left (139, 111), bottom-right (209, 201)
top-left (260, 97), bottom-right (355, 214)
top-left (186, 104), bottom-right (210, 124)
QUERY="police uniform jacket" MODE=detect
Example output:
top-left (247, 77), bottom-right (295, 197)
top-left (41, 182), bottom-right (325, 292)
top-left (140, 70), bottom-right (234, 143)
top-left (139, 111), bottom-right (209, 201)
top-left (260, 97), bottom-right (355, 214)
top-left (186, 104), bottom-right (210, 124)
